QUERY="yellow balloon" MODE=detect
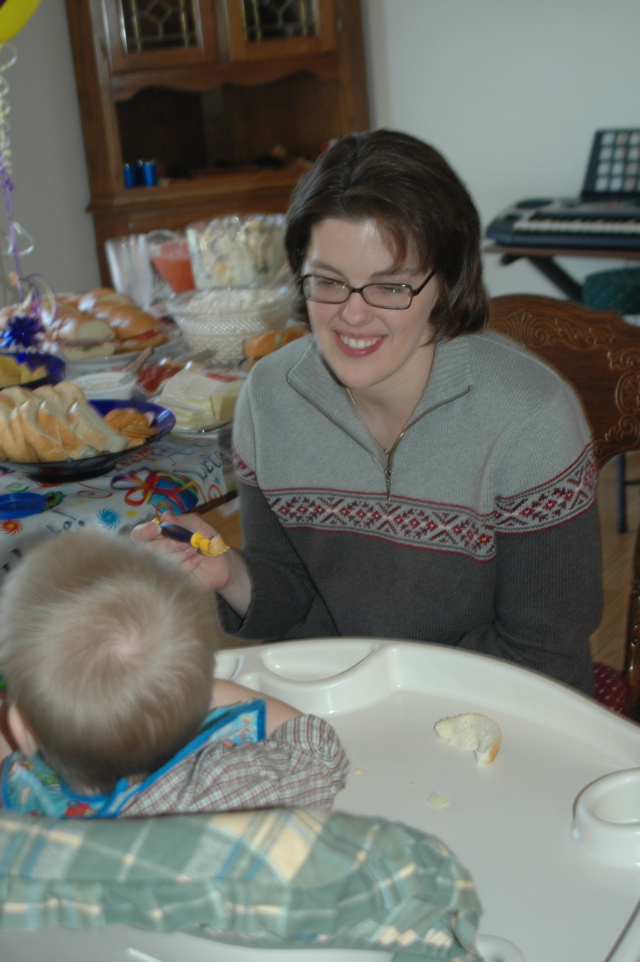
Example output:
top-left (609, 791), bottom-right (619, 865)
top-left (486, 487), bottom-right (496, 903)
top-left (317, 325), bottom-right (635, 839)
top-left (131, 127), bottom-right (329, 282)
top-left (0, 0), bottom-right (43, 43)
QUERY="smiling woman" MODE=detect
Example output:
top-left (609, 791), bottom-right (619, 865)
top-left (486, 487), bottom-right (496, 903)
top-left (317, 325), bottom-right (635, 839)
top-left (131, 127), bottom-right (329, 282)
top-left (132, 129), bottom-right (602, 697)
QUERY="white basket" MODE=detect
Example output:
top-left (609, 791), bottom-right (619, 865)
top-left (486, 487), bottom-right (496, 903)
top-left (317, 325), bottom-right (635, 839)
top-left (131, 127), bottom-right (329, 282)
top-left (169, 287), bottom-right (291, 366)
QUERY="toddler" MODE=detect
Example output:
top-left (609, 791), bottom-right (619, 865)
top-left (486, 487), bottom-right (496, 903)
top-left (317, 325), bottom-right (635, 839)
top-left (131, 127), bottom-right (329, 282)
top-left (0, 529), bottom-right (348, 817)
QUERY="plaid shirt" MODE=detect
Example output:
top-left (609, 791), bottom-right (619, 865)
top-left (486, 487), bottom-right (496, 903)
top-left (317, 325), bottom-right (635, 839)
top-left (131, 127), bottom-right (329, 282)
top-left (123, 713), bottom-right (349, 816)
top-left (1, 713), bottom-right (349, 817)
top-left (0, 806), bottom-right (482, 959)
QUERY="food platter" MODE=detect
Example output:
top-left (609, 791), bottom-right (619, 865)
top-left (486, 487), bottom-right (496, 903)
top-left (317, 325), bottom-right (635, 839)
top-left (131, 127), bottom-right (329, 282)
top-left (56, 322), bottom-right (182, 372)
top-left (0, 399), bottom-right (175, 483)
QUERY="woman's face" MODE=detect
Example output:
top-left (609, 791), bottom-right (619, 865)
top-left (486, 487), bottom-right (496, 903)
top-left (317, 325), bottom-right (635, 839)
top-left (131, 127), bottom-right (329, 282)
top-left (301, 218), bottom-right (439, 398)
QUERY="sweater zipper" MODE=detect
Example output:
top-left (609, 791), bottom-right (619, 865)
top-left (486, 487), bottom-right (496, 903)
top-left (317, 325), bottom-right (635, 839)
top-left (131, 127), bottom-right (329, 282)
top-left (383, 384), bottom-right (472, 499)
top-left (291, 379), bottom-right (472, 501)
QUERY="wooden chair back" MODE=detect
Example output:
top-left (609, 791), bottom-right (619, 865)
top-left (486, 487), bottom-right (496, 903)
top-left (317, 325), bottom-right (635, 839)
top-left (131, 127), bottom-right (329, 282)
top-left (488, 294), bottom-right (640, 712)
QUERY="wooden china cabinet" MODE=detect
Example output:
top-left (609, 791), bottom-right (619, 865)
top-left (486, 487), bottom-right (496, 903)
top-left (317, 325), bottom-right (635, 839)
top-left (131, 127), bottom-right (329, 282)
top-left (65, 0), bottom-right (370, 283)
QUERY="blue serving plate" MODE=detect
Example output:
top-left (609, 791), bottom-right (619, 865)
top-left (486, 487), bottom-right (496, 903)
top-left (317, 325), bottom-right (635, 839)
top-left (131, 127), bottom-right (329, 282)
top-left (0, 350), bottom-right (65, 390)
top-left (1, 399), bottom-right (175, 483)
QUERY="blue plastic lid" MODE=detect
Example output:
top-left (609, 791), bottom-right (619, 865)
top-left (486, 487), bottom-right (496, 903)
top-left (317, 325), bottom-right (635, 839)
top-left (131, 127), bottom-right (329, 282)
top-left (0, 492), bottom-right (47, 519)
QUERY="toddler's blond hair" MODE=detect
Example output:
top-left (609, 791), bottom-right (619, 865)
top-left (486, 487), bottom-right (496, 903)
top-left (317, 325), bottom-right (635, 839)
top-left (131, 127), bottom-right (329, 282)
top-left (0, 529), bottom-right (223, 792)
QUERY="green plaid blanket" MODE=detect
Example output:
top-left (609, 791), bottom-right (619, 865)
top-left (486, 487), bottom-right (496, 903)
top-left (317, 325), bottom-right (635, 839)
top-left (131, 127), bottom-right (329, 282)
top-left (0, 807), bottom-right (482, 960)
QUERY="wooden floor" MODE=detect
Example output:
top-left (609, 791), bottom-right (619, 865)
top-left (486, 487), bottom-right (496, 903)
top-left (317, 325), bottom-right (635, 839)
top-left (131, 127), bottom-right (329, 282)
top-left (588, 453), bottom-right (640, 671)
top-left (204, 456), bottom-right (639, 672)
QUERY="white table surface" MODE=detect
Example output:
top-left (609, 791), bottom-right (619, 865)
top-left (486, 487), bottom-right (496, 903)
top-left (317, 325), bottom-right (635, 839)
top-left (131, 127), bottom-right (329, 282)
top-left (0, 427), bottom-right (232, 579)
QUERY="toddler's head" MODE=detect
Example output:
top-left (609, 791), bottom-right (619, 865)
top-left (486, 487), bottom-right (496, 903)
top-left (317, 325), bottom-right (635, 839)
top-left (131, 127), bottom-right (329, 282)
top-left (0, 529), bottom-right (220, 793)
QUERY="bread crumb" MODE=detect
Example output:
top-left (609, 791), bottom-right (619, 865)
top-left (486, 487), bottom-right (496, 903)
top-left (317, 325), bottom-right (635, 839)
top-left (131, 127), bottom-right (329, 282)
top-left (427, 792), bottom-right (450, 808)
top-left (408, 780), bottom-right (417, 786)
top-left (354, 768), bottom-right (364, 775)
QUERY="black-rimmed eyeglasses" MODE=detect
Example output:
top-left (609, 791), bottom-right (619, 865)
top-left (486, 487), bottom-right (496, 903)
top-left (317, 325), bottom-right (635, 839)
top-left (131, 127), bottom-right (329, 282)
top-left (301, 269), bottom-right (435, 310)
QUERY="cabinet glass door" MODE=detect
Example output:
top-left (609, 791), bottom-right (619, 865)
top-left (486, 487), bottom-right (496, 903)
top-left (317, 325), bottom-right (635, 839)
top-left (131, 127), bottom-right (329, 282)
top-left (225, 0), bottom-right (336, 61)
top-left (104, 0), bottom-right (219, 72)
top-left (122, 0), bottom-right (199, 53)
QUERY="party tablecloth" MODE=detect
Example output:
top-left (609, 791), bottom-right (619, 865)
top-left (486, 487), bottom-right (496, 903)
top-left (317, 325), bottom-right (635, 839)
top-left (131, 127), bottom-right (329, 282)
top-left (0, 428), bottom-right (232, 579)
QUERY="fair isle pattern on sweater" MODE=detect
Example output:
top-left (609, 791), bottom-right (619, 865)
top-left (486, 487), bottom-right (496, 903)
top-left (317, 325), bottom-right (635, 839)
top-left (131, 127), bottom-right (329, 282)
top-left (233, 444), bottom-right (595, 561)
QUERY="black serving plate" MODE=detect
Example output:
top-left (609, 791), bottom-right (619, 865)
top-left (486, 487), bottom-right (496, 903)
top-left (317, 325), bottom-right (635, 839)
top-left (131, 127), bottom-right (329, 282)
top-left (1, 399), bottom-right (175, 483)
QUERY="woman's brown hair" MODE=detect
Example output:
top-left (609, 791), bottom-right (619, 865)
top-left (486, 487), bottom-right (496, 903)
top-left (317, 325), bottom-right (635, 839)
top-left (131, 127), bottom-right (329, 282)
top-left (285, 129), bottom-right (488, 338)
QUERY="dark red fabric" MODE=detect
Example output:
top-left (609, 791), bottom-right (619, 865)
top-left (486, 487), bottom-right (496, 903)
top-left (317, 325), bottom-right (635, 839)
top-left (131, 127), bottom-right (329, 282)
top-left (593, 662), bottom-right (632, 715)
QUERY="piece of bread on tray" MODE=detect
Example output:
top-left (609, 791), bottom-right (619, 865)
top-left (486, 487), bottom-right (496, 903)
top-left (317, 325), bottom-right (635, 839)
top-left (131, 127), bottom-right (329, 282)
top-left (434, 712), bottom-right (502, 765)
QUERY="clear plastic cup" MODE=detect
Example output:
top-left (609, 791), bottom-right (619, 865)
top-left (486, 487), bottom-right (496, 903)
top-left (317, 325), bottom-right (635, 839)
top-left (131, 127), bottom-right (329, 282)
top-left (147, 231), bottom-right (196, 295)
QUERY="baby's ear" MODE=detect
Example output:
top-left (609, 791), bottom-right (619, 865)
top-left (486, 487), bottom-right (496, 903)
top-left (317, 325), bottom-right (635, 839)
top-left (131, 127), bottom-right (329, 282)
top-left (7, 704), bottom-right (39, 756)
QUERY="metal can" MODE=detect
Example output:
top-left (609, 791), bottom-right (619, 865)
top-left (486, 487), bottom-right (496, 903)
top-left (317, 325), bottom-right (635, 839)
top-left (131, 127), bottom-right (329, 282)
top-left (136, 159), bottom-right (158, 187)
top-left (123, 163), bottom-right (136, 189)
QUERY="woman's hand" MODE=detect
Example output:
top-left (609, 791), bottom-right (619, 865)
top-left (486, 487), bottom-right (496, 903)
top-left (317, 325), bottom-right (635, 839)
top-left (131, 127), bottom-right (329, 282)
top-left (131, 512), bottom-right (252, 616)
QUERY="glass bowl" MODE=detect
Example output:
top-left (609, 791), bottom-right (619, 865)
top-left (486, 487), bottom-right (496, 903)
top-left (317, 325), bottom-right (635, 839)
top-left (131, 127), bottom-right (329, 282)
top-left (70, 369), bottom-right (137, 401)
top-left (186, 214), bottom-right (288, 289)
top-left (167, 286), bottom-right (292, 366)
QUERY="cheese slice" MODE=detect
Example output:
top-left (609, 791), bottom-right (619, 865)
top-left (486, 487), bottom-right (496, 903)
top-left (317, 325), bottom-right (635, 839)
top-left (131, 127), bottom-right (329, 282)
top-left (160, 370), bottom-right (244, 428)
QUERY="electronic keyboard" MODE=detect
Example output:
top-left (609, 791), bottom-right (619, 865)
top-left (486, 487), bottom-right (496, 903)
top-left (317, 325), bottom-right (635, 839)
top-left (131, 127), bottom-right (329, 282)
top-left (486, 129), bottom-right (640, 252)
top-left (485, 197), bottom-right (640, 251)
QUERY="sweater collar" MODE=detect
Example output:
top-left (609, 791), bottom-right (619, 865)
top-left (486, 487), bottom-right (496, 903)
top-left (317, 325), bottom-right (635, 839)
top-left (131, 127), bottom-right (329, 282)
top-left (286, 334), bottom-right (475, 425)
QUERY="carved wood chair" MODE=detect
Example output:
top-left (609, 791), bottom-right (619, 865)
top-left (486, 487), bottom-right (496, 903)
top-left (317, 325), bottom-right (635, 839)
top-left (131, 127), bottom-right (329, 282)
top-left (488, 294), bottom-right (640, 717)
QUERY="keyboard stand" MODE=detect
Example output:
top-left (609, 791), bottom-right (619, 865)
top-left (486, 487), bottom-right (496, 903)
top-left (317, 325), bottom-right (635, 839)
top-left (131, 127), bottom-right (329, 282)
top-left (484, 241), bottom-right (640, 303)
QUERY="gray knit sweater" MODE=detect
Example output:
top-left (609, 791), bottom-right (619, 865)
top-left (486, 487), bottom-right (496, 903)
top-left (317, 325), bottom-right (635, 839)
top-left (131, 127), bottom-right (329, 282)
top-left (223, 330), bottom-right (601, 694)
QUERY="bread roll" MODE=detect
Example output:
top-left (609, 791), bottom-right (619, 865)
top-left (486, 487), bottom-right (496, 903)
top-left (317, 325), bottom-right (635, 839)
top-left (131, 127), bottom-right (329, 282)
top-left (50, 303), bottom-right (85, 334)
top-left (107, 307), bottom-right (166, 350)
top-left (434, 712), bottom-right (502, 765)
top-left (54, 315), bottom-right (117, 362)
top-left (90, 299), bottom-right (136, 321)
top-left (67, 401), bottom-right (129, 454)
top-left (35, 398), bottom-right (95, 460)
top-left (77, 289), bottom-right (133, 312)
top-left (48, 381), bottom-right (86, 407)
top-left (7, 405), bottom-right (37, 462)
top-left (0, 381), bottom-right (146, 463)
top-left (0, 405), bottom-right (29, 461)
top-left (0, 386), bottom-right (32, 408)
top-left (17, 396), bottom-right (67, 461)
top-left (243, 325), bottom-right (309, 359)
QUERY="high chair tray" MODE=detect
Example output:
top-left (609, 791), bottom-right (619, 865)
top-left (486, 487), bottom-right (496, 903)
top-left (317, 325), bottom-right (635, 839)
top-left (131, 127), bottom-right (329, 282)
top-left (2, 639), bottom-right (639, 962)
top-left (221, 638), bottom-right (640, 962)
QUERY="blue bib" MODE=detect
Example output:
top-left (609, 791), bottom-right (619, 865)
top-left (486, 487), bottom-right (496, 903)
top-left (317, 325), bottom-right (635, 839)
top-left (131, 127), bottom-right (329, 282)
top-left (1, 700), bottom-right (266, 818)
